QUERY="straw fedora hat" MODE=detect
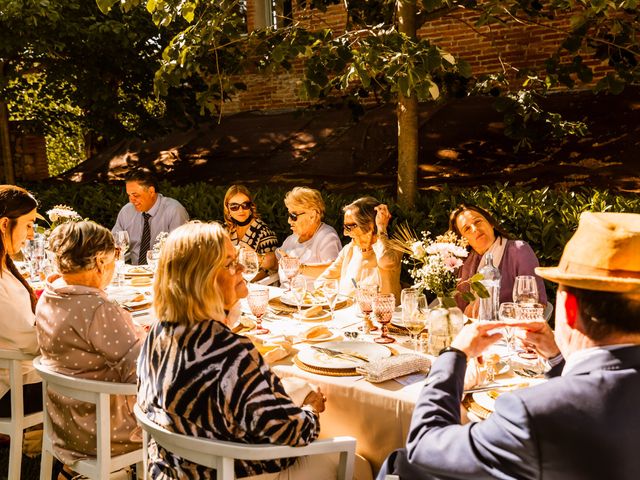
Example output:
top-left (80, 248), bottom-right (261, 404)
top-left (536, 211), bottom-right (640, 292)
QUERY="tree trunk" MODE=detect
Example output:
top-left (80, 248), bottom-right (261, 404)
top-left (396, 0), bottom-right (418, 210)
top-left (0, 100), bottom-right (15, 185)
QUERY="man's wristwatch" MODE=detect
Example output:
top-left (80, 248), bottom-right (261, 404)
top-left (438, 346), bottom-right (468, 360)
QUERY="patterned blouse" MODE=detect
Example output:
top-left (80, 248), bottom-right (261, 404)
top-left (228, 218), bottom-right (278, 256)
top-left (137, 318), bottom-right (320, 479)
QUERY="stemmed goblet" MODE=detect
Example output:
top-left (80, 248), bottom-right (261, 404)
top-left (373, 293), bottom-right (396, 344)
top-left (498, 302), bottom-right (517, 353)
top-left (280, 256), bottom-right (301, 292)
top-left (356, 285), bottom-right (378, 332)
top-left (511, 302), bottom-right (546, 376)
top-left (247, 286), bottom-right (270, 335)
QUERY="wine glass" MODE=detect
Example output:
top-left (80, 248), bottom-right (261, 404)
top-left (146, 251), bottom-right (159, 272)
top-left (403, 294), bottom-right (427, 351)
top-left (114, 231), bottom-right (130, 262)
top-left (280, 256), bottom-right (301, 292)
top-left (321, 279), bottom-right (339, 320)
top-left (358, 266), bottom-right (381, 290)
top-left (498, 302), bottom-right (517, 353)
top-left (356, 285), bottom-right (378, 332)
top-left (239, 248), bottom-right (259, 284)
top-left (373, 293), bottom-right (396, 344)
top-left (511, 302), bottom-right (546, 376)
top-left (512, 275), bottom-right (539, 304)
top-left (247, 286), bottom-right (270, 335)
top-left (290, 275), bottom-right (307, 317)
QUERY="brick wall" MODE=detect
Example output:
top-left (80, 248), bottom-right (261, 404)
top-left (226, 1), bottom-right (607, 115)
top-left (10, 124), bottom-right (49, 181)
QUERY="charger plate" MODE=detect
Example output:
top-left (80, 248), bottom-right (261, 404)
top-left (269, 296), bottom-right (351, 314)
top-left (293, 356), bottom-right (358, 377)
top-left (462, 394), bottom-right (492, 420)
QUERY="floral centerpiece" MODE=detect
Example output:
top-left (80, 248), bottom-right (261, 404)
top-left (45, 205), bottom-right (82, 230)
top-left (392, 226), bottom-right (487, 307)
top-left (392, 225), bottom-right (488, 353)
top-left (151, 231), bottom-right (169, 257)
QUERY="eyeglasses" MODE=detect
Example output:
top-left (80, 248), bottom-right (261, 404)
top-left (224, 256), bottom-right (242, 275)
top-left (228, 201), bottom-right (253, 212)
top-left (343, 223), bottom-right (358, 232)
top-left (288, 212), bottom-right (307, 222)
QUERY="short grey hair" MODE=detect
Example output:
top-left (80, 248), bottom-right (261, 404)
top-left (284, 187), bottom-right (325, 219)
top-left (343, 197), bottom-right (381, 234)
top-left (48, 221), bottom-right (115, 274)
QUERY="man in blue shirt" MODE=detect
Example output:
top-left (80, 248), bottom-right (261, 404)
top-left (113, 171), bottom-right (189, 264)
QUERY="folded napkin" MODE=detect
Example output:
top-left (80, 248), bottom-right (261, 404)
top-left (356, 354), bottom-right (431, 383)
top-left (246, 334), bottom-right (293, 363)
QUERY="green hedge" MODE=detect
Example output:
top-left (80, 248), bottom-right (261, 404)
top-left (23, 180), bottom-right (640, 298)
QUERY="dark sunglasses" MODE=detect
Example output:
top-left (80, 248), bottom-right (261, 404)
top-left (343, 223), bottom-right (358, 232)
top-left (288, 212), bottom-right (307, 222)
top-left (228, 201), bottom-right (253, 212)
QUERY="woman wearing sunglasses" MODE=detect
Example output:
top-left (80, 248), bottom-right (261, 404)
top-left (279, 187), bottom-right (342, 280)
top-left (223, 185), bottom-right (278, 281)
top-left (317, 197), bottom-right (401, 302)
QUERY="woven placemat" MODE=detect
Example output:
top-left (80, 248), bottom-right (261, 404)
top-left (293, 355), bottom-right (359, 376)
top-left (269, 296), bottom-right (352, 314)
top-left (462, 394), bottom-right (492, 420)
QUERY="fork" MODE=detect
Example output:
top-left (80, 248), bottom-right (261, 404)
top-left (312, 346), bottom-right (369, 363)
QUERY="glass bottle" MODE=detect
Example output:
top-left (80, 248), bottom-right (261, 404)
top-left (478, 253), bottom-right (501, 321)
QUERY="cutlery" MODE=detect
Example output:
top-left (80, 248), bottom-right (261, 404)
top-left (463, 382), bottom-right (530, 394)
top-left (312, 346), bottom-right (369, 363)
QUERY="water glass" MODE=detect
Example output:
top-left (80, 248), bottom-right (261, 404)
top-left (239, 248), bottom-right (259, 284)
top-left (511, 302), bottom-right (546, 376)
top-left (280, 256), bottom-right (300, 291)
top-left (403, 294), bottom-right (427, 351)
top-left (498, 302), bottom-right (517, 352)
top-left (146, 251), bottom-right (159, 272)
top-left (513, 275), bottom-right (539, 304)
top-left (114, 230), bottom-right (130, 260)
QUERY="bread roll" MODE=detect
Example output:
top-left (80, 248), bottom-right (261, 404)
top-left (130, 293), bottom-right (145, 303)
top-left (303, 305), bottom-right (324, 318)
top-left (304, 325), bottom-right (331, 340)
top-left (130, 277), bottom-right (152, 286)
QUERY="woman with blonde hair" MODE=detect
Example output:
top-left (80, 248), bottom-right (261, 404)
top-left (279, 187), bottom-right (341, 280)
top-left (137, 221), bottom-right (333, 479)
top-left (223, 184), bottom-right (278, 281)
top-left (36, 221), bottom-right (143, 465)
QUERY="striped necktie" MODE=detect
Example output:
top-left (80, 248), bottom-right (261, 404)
top-left (138, 212), bottom-right (151, 264)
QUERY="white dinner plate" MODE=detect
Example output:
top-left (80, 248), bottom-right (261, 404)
top-left (293, 310), bottom-right (332, 322)
top-left (297, 340), bottom-right (392, 369)
top-left (280, 292), bottom-right (329, 308)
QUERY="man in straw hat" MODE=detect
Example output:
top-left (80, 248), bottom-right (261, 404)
top-left (377, 211), bottom-right (640, 479)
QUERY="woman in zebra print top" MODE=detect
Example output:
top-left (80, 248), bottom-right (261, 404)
top-left (137, 222), bottom-right (329, 479)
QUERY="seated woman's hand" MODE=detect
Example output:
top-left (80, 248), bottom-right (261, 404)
top-left (302, 388), bottom-right (326, 414)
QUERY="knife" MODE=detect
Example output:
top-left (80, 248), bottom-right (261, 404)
top-left (463, 382), bottom-right (530, 394)
top-left (312, 346), bottom-right (369, 363)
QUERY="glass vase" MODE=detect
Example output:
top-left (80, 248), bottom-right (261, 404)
top-left (427, 297), bottom-right (464, 355)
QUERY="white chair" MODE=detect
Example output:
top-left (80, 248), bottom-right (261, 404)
top-left (0, 349), bottom-right (43, 480)
top-left (133, 403), bottom-right (356, 480)
top-left (33, 357), bottom-right (143, 480)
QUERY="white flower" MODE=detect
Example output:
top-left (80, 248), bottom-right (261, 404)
top-left (443, 255), bottom-right (463, 272)
top-left (46, 205), bottom-right (81, 226)
top-left (411, 241), bottom-right (427, 259)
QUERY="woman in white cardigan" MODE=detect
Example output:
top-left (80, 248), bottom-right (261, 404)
top-left (0, 185), bottom-right (41, 416)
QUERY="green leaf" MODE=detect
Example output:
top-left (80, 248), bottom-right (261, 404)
top-left (469, 273), bottom-right (484, 283)
top-left (461, 292), bottom-right (476, 304)
top-left (146, 0), bottom-right (157, 14)
top-left (471, 281), bottom-right (489, 298)
top-left (428, 81), bottom-right (440, 100)
top-left (96, 0), bottom-right (119, 14)
top-left (441, 297), bottom-right (457, 308)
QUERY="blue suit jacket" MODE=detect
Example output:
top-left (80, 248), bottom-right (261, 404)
top-left (382, 346), bottom-right (640, 480)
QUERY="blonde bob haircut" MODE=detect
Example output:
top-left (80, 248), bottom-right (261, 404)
top-left (284, 187), bottom-right (325, 219)
top-left (153, 221), bottom-right (229, 324)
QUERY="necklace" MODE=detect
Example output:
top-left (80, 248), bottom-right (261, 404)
top-left (233, 215), bottom-right (253, 227)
